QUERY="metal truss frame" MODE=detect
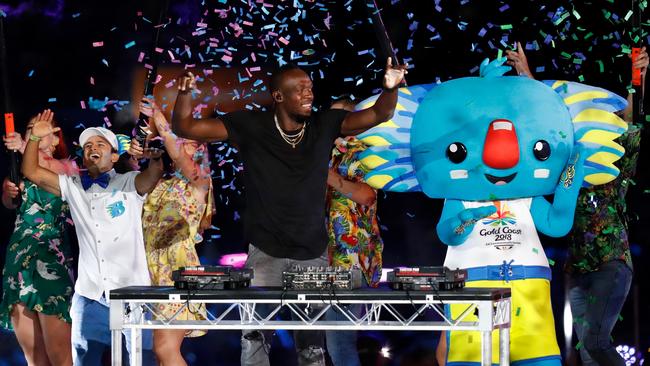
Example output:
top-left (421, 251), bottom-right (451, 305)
top-left (110, 292), bottom-right (511, 366)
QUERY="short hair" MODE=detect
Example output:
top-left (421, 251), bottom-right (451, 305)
top-left (269, 64), bottom-right (303, 93)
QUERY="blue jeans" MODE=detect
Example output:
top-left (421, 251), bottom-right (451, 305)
top-left (70, 293), bottom-right (155, 366)
top-left (568, 260), bottom-right (632, 366)
top-left (241, 244), bottom-right (328, 366)
top-left (325, 304), bottom-right (363, 366)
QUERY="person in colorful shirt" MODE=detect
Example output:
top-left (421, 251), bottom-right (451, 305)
top-left (133, 97), bottom-right (214, 366)
top-left (325, 98), bottom-right (384, 366)
top-left (1, 109), bottom-right (76, 366)
top-left (507, 43), bottom-right (648, 365)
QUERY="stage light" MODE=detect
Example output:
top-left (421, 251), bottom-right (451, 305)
top-left (381, 345), bottom-right (391, 359)
top-left (616, 344), bottom-right (643, 365)
top-left (219, 253), bottom-right (247, 267)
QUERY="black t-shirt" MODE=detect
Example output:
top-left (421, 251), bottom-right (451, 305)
top-left (222, 109), bottom-right (347, 260)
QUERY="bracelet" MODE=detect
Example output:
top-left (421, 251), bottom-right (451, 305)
top-left (29, 135), bottom-right (41, 142)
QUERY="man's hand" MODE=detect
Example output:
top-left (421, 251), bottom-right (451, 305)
top-left (3, 132), bottom-right (24, 152)
top-left (383, 57), bottom-right (408, 90)
top-left (128, 138), bottom-right (163, 160)
top-left (177, 72), bottom-right (197, 93)
top-left (505, 42), bottom-right (534, 78)
top-left (2, 178), bottom-right (23, 199)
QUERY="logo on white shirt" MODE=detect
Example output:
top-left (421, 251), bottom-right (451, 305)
top-left (106, 201), bottom-right (125, 218)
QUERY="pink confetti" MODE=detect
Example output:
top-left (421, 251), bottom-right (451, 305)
top-left (103, 116), bottom-right (112, 127)
top-left (90, 77), bottom-right (95, 85)
top-left (155, 47), bottom-right (164, 53)
top-left (221, 54), bottom-right (233, 63)
top-left (92, 41), bottom-right (104, 47)
top-left (138, 52), bottom-right (145, 62)
top-left (80, 101), bottom-right (86, 109)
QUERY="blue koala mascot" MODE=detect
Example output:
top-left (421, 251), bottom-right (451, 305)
top-left (357, 58), bottom-right (628, 365)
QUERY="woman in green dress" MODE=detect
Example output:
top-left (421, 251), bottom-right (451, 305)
top-left (1, 109), bottom-right (76, 366)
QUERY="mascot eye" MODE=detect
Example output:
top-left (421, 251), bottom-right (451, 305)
top-left (533, 140), bottom-right (551, 161)
top-left (446, 142), bottom-right (467, 164)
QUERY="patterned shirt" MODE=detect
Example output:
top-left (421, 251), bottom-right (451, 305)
top-left (567, 125), bottom-right (640, 274)
top-left (326, 137), bottom-right (384, 287)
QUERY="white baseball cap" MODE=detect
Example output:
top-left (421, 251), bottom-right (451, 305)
top-left (79, 127), bottom-right (119, 151)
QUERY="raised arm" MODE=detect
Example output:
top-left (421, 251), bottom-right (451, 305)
top-left (340, 58), bottom-right (407, 136)
top-left (140, 97), bottom-right (211, 191)
top-left (171, 72), bottom-right (228, 143)
top-left (620, 46), bottom-right (648, 122)
top-left (140, 97), bottom-right (183, 161)
top-left (133, 153), bottom-right (164, 195)
top-left (505, 42), bottom-right (534, 78)
top-left (21, 112), bottom-right (61, 196)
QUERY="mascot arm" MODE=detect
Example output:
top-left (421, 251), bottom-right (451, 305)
top-left (531, 145), bottom-right (586, 237)
top-left (437, 199), bottom-right (497, 246)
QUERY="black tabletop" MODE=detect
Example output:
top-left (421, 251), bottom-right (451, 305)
top-left (109, 285), bottom-right (510, 302)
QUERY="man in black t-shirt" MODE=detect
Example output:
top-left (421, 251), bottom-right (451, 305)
top-left (171, 59), bottom-right (406, 366)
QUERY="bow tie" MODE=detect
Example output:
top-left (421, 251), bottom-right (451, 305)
top-left (81, 171), bottom-right (111, 190)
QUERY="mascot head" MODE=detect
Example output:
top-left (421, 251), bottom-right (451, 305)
top-left (358, 58), bottom-right (628, 201)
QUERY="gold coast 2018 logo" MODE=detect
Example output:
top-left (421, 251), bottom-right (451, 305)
top-left (480, 201), bottom-right (520, 250)
top-left (482, 201), bottom-right (516, 226)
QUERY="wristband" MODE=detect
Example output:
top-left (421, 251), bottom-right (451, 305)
top-left (29, 135), bottom-right (41, 142)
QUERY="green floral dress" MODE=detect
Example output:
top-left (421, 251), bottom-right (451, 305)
top-left (0, 180), bottom-right (74, 329)
top-left (567, 125), bottom-right (640, 274)
top-left (327, 137), bottom-right (384, 287)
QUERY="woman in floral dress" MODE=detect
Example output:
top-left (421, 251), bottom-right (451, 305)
top-left (134, 98), bottom-right (214, 366)
top-left (1, 109), bottom-right (76, 365)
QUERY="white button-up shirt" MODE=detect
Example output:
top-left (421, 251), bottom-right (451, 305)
top-left (59, 169), bottom-right (151, 300)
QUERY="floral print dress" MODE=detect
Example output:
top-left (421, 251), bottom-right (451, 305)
top-left (142, 174), bottom-right (214, 337)
top-left (0, 180), bottom-right (74, 329)
top-left (327, 137), bottom-right (384, 287)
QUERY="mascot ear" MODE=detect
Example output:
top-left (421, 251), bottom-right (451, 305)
top-left (357, 83), bottom-right (436, 192)
top-left (543, 80), bottom-right (628, 187)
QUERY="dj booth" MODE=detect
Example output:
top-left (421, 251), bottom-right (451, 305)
top-left (109, 286), bottom-right (511, 366)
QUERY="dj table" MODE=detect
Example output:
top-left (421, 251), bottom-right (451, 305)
top-left (109, 286), bottom-right (511, 366)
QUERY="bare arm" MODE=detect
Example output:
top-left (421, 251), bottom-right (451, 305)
top-left (341, 58), bottom-right (407, 136)
top-left (22, 134), bottom-right (61, 196)
top-left (134, 157), bottom-right (164, 195)
top-left (171, 73), bottom-right (228, 142)
top-left (619, 46), bottom-right (648, 122)
top-left (140, 98), bottom-right (183, 161)
top-left (327, 169), bottom-right (376, 206)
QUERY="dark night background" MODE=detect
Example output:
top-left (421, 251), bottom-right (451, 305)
top-left (0, 0), bottom-right (649, 365)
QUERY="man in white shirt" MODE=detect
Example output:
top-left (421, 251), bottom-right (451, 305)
top-left (22, 119), bottom-right (163, 366)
